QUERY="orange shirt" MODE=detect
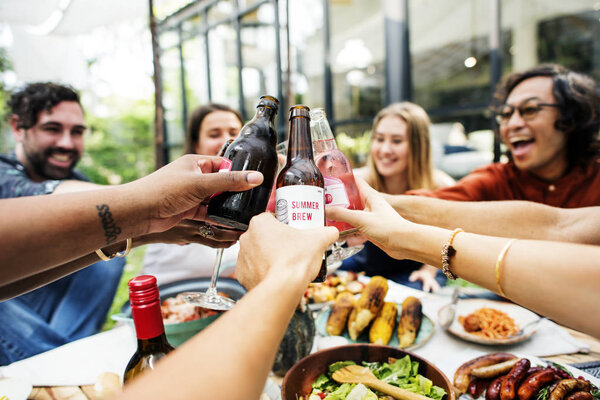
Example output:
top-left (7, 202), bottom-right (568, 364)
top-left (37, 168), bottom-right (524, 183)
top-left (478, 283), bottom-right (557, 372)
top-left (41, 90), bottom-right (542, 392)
top-left (408, 159), bottom-right (600, 208)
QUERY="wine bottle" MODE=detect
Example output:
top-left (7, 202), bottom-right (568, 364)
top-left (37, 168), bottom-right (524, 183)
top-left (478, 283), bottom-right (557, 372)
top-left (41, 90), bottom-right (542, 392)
top-left (123, 275), bottom-right (174, 384)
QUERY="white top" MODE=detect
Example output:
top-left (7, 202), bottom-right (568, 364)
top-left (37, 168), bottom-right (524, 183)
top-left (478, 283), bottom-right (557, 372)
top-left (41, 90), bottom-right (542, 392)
top-left (142, 243), bottom-right (240, 286)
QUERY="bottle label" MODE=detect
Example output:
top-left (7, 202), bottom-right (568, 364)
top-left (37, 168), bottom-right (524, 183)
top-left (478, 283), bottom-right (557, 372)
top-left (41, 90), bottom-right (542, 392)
top-left (218, 158), bottom-right (233, 172)
top-left (323, 176), bottom-right (350, 208)
top-left (276, 185), bottom-right (324, 229)
top-left (210, 158), bottom-right (233, 199)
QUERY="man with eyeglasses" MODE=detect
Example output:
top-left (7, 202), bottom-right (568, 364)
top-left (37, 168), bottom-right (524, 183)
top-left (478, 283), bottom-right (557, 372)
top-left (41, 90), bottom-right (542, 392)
top-left (0, 83), bottom-right (126, 365)
top-left (378, 64), bottom-right (600, 244)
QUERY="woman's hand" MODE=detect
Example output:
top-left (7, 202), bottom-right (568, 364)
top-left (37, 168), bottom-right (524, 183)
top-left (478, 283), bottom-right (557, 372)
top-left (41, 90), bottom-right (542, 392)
top-left (236, 213), bottom-right (338, 290)
top-left (325, 178), bottom-right (415, 260)
top-left (132, 155), bottom-right (263, 234)
top-left (409, 264), bottom-right (441, 293)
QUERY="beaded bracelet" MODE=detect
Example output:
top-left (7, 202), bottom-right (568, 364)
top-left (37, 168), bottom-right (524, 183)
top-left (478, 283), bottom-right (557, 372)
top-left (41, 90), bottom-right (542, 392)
top-left (95, 238), bottom-right (132, 261)
top-left (441, 228), bottom-right (463, 280)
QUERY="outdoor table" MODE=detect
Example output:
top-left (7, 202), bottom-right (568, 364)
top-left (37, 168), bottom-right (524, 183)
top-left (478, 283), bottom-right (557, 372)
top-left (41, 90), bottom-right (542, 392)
top-left (26, 330), bottom-right (600, 399)
top-left (4, 279), bottom-right (598, 400)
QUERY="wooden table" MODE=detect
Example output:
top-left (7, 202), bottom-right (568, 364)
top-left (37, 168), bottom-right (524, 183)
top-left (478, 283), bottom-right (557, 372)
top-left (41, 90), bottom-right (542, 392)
top-left (29, 328), bottom-right (600, 400)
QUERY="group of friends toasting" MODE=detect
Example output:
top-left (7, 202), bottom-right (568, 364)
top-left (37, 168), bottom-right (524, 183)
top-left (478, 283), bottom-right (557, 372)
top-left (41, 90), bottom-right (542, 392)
top-left (1, 63), bottom-right (599, 399)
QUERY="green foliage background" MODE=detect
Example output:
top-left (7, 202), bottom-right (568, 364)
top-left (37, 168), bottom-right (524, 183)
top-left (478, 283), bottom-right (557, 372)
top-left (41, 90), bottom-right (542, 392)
top-left (78, 98), bottom-right (156, 184)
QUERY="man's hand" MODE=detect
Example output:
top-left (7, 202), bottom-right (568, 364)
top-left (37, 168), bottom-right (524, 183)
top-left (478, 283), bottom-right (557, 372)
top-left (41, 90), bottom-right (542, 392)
top-left (235, 213), bottom-right (338, 290)
top-left (326, 178), bottom-right (414, 260)
top-left (133, 155), bottom-right (264, 234)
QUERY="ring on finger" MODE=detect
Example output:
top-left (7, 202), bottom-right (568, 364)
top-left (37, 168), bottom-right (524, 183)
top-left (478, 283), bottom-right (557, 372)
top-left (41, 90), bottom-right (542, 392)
top-left (198, 224), bottom-right (214, 239)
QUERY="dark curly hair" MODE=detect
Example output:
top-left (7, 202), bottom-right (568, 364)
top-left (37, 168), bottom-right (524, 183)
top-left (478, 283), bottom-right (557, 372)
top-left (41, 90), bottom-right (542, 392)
top-left (8, 82), bottom-right (82, 130)
top-left (493, 64), bottom-right (600, 167)
top-left (183, 103), bottom-right (243, 155)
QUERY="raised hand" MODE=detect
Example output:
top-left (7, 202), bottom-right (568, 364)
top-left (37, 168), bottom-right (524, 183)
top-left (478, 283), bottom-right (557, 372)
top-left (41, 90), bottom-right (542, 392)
top-left (236, 213), bottom-right (338, 290)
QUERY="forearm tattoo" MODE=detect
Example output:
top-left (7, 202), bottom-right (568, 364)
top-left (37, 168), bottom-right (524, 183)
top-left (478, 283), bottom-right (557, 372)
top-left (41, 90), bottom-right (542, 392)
top-left (96, 204), bottom-right (122, 244)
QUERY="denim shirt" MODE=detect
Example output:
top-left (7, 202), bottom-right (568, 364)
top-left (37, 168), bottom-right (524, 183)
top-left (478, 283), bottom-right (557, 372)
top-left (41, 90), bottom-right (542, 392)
top-left (0, 152), bottom-right (89, 199)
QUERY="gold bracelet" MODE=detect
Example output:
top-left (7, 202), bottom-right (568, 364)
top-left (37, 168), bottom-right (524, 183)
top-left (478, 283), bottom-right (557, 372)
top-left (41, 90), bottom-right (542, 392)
top-left (441, 228), bottom-right (463, 280)
top-left (495, 238), bottom-right (517, 297)
top-left (95, 238), bottom-right (132, 261)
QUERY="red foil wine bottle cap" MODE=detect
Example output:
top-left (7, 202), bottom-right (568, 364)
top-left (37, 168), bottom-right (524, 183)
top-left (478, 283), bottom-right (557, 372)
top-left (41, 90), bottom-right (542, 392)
top-left (128, 275), bottom-right (165, 339)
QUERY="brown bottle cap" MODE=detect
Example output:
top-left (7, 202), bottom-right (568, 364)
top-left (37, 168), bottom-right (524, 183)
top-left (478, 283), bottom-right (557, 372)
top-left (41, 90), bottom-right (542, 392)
top-left (288, 105), bottom-right (310, 120)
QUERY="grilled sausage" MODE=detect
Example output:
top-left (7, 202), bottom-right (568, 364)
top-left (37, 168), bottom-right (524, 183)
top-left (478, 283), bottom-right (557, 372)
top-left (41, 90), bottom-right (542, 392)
top-left (549, 379), bottom-right (592, 400)
top-left (522, 367), bottom-right (544, 380)
top-left (565, 391), bottom-right (593, 400)
top-left (454, 353), bottom-right (517, 394)
top-left (486, 375), bottom-right (508, 400)
top-left (469, 378), bottom-right (493, 398)
top-left (500, 358), bottom-right (531, 400)
top-left (472, 359), bottom-right (521, 379)
top-left (517, 368), bottom-right (557, 400)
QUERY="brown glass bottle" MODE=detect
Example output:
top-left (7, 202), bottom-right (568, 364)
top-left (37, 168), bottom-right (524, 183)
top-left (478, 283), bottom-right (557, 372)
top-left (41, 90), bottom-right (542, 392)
top-left (275, 105), bottom-right (327, 282)
top-left (123, 275), bottom-right (174, 384)
top-left (207, 95), bottom-right (279, 231)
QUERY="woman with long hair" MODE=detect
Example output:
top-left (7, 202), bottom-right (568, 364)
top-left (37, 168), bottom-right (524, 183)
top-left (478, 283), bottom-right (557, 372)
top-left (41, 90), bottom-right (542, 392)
top-left (344, 102), bottom-right (454, 291)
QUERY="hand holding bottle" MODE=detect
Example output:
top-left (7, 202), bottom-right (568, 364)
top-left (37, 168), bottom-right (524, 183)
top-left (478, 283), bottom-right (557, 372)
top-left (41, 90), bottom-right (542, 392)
top-left (131, 154), bottom-right (264, 234)
top-left (237, 213), bottom-right (338, 290)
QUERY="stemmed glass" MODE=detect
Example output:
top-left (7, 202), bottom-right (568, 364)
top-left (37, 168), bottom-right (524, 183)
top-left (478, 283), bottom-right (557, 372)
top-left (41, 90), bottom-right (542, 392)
top-left (327, 230), bottom-right (364, 265)
top-left (182, 247), bottom-right (235, 310)
top-left (182, 138), bottom-right (237, 311)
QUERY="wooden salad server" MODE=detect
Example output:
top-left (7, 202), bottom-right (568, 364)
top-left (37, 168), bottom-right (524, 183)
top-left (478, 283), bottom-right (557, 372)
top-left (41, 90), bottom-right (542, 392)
top-left (332, 365), bottom-right (433, 400)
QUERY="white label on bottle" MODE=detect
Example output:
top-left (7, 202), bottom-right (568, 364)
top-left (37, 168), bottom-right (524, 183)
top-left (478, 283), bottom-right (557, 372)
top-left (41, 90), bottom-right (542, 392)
top-left (323, 176), bottom-right (350, 208)
top-left (276, 185), bottom-right (324, 229)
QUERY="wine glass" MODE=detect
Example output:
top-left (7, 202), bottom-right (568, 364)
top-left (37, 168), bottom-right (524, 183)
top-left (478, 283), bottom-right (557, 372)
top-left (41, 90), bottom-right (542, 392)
top-left (327, 229), bottom-right (364, 264)
top-left (182, 247), bottom-right (235, 310)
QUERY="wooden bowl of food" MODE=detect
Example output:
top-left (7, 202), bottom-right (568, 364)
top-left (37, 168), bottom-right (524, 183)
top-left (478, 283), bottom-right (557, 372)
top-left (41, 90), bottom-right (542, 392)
top-left (281, 344), bottom-right (455, 400)
top-left (113, 277), bottom-right (246, 347)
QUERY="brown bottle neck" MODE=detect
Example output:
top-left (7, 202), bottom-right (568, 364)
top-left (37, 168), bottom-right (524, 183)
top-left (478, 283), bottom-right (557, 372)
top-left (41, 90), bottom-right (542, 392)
top-left (255, 106), bottom-right (277, 123)
top-left (287, 116), bottom-right (314, 162)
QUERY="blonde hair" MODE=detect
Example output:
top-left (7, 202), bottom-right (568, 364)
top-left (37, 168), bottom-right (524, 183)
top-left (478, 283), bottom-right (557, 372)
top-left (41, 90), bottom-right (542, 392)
top-left (367, 102), bottom-right (435, 193)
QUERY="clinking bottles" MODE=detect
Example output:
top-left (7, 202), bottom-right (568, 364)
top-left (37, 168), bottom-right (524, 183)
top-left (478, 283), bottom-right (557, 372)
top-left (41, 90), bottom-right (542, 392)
top-left (276, 105), bottom-right (327, 282)
top-left (123, 275), bottom-right (174, 384)
top-left (207, 95), bottom-right (280, 231)
top-left (310, 108), bottom-right (364, 232)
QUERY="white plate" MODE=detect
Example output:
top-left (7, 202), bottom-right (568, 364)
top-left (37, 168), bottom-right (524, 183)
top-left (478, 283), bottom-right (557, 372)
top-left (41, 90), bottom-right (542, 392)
top-left (0, 377), bottom-right (32, 400)
top-left (439, 298), bottom-right (540, 345)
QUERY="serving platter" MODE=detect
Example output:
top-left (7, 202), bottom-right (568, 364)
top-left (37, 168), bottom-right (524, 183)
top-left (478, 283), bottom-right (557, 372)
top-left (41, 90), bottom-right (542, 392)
top-left (315, 302), bottom-right (435, 350)
top-left (453, 353), bottom-right (600, 400)
top-left (439, 298), bottom-right (540, 345)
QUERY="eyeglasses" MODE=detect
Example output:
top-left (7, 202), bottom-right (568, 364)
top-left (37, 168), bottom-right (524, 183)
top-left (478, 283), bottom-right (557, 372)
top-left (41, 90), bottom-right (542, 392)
top-left (494, 102), bottom-right (560, 125)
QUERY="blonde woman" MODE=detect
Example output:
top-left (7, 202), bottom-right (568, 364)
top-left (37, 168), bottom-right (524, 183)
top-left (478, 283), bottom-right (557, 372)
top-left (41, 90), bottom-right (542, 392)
top-left (343, 102), bottom-right (454, 292)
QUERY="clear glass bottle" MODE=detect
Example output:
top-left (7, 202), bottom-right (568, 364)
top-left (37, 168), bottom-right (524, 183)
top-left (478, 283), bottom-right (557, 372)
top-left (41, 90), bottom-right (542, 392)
top-left (310, 108), bottom-right (364, 233)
